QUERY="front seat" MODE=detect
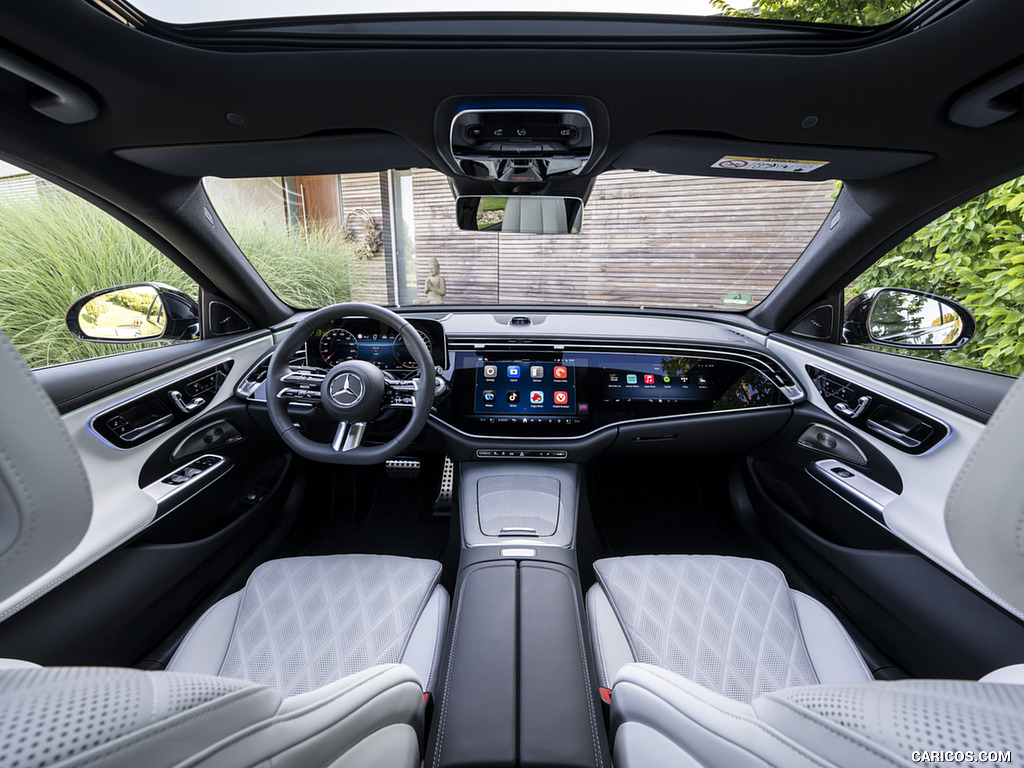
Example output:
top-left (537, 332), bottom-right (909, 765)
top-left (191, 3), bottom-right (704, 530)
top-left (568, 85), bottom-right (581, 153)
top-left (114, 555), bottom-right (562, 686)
top-left (587, 554), bottom-right (872, 702)
top-left (166, 552), bottom-right (449, 698)
top-left (591, 373), bottom-right (1024, 767)
top-left (0, 328), bottom-right (447, 768)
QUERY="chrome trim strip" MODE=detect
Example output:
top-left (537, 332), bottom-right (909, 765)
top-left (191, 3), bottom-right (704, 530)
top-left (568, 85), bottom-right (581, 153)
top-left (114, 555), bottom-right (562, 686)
top-left (429, 403), bottom-right (790, 442)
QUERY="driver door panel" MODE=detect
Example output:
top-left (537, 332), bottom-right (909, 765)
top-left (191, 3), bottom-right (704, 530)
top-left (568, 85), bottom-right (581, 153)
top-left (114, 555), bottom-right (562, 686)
top-left (0, 332), bottom-right (296, 666)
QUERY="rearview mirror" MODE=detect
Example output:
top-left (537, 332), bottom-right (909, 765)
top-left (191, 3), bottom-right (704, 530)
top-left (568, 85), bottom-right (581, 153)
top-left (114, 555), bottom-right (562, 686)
top-left (455, 195), bottom-right (583, 234)
top-left (66, 283), bottom-right (200, 343)
top-left (843, 287), bottom-right (975, 349)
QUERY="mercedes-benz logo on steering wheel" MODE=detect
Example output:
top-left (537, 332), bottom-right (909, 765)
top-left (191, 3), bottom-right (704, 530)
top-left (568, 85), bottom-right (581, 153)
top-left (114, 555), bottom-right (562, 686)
top-left (329, 372), bottom-right (364, 407)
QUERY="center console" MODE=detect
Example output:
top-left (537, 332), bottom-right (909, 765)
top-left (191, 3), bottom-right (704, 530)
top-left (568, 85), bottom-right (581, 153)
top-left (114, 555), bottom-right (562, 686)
top-left (425, 461), bottom-right (611, 768)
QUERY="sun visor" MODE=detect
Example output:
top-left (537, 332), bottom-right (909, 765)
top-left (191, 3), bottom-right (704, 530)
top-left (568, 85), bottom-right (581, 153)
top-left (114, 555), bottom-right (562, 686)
top-left (115, 131), bottom-right (431, 178)
top-left (612, 134), bottom-right (932, 181)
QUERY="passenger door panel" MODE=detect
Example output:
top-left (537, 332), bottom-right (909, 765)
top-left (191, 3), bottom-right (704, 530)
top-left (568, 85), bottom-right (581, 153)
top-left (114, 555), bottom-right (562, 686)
top-left (743, 336), bottom-right (1024, 679)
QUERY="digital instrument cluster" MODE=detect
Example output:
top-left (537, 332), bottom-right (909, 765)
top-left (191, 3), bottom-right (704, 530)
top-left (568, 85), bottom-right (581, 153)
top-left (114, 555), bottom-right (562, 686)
top-left (305, 318), bottom-right (446, 370)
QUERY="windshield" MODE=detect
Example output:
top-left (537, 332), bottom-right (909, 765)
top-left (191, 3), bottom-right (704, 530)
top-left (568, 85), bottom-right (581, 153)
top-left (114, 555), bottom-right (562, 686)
top-left (205, 169), bottom-right (836, 312)
top-left (120, 0), bottom-right (927, 27)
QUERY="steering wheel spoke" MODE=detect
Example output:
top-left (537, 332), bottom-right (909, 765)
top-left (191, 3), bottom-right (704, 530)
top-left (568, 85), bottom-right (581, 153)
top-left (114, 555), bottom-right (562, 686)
top-left (332, 421), bottom-right (367, 452)
top-left (279, 367), bottom-right (326, 385)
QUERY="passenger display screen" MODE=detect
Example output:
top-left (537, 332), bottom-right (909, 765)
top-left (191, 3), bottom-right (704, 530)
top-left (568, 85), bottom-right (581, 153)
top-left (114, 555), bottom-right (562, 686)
top-left (474, 360), bottom-right (578, 415)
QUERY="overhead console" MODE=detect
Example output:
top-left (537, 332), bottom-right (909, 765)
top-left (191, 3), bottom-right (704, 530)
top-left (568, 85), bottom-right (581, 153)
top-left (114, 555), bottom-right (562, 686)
top-left (450, 108), bottom-right (594, 182)
top-left (435, 96), bottom-right (610, 185)
top-left (439, 342), bottom-right (798, 439)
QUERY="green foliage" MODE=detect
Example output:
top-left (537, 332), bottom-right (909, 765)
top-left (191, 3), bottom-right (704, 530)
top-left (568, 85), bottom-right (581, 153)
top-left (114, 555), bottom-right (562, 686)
top-left (709, 0), bottom-right (924, 26)
top-left (222, 216), bottom-right (365, 310)
top-left (0, 190), bottom-right (365, 368)
top-left (0, 192), bottom-right (197, 368)
top-left (849, 176), bottom-right (1024, 375)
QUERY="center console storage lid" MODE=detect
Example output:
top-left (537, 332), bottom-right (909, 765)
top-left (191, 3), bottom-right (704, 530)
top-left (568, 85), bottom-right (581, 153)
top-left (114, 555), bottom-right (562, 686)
top-left (477, 474), bottom-right (561, 536)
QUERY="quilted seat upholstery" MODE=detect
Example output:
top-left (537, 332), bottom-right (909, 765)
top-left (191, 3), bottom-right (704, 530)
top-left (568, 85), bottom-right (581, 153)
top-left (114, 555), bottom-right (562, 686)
top-left (587, 554), bottom-right (871, 701)
top-left (168, 554), bottom-right (449, 696)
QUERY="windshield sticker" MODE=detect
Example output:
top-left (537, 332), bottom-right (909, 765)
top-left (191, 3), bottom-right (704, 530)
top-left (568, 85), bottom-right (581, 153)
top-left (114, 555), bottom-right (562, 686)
top-left (711, 156), bottom-right (829, 174)
top-left (721, 293), bottom-right (753, 306)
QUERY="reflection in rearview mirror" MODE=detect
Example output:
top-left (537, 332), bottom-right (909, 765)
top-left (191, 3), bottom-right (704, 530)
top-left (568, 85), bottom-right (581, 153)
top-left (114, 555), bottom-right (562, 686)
top-left (456, 196), bottom-right (584, 234)
top-left (78, 286), bottom-right (166, 340)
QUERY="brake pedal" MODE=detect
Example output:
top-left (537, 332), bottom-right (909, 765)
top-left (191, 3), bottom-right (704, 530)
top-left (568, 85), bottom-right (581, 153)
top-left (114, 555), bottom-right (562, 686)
top-left (385, 457), bottom-right (421, 479)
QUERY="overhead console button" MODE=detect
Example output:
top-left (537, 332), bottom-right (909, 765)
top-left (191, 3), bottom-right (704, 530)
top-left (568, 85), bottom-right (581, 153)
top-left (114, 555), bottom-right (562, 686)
top-left (449, 108), bottom-right (595, 182)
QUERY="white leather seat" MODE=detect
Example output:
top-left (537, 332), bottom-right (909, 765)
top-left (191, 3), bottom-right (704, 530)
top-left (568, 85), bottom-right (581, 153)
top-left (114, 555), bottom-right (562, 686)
top-left (0, 553), bottom-right (449, 768)
top-left (167, 553), bottom-right (450, 697)
top-left (587, 554), bottom-right (872, 702)
top-left (597, 371), bottom-right (1024, 767)
top-left (0, 662), bottom-right (426, 768)
top-left (0, 325), bottom-right (449, 768)
top-left (609, 662), bottom-right (1024, 768)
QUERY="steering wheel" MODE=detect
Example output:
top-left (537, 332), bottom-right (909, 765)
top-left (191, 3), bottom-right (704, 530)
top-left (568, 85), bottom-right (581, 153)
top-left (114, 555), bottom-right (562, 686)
top-left (266, 303), bottom-right (435, 465)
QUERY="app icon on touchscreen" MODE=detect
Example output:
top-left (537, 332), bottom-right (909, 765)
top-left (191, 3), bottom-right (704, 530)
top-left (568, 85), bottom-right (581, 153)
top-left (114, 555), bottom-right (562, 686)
top-left (507, 365), bottom-right (521, 378)
top-left (554, 391), bottom-right (569, 405)
top-left (554, 366), bottom-right (568, 379)
top-left (626, 374), bottom-right (638, 384)
top-left (483, 365), bottom-right (498, 378)
top-left (530, 391), bottom-right (544, 403)
top-left (507, 391), bottom-right (520, 403)
top-left (530, 365), bottom-right (544, 378)
top-left (483, 390), bottom-right (496, 402)
top-left (644, 374), bottom-right (655, 384)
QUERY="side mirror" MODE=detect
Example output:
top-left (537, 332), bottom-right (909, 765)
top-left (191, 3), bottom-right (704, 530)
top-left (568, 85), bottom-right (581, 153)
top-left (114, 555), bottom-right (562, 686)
top-left (843, 287), bottom-right (975, 349)
top-left (66, 283), bottom-right (200, 344)
top-left (455, 195), bottom-right (584, 234)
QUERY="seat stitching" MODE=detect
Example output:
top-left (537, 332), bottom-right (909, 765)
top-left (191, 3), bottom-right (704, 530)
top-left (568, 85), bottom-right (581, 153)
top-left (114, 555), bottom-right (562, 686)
top-left (75, 684), bottom-right (273, 768)
top-left (628, 666), bottom-right (833, 768)
top-left (761, 692), bottom-right (908, 768)
top-left (587, 589), bottom-right (610, 688)
top-left (396, 561), bottom-right (444, 675)
top-left (528, 563), bottom-right (604, 768)
top-left (593, 563), bottom-right (642, 667)
top-left (176, 666), bottom-right (415, 767)
top-left (433, 562), bottom-right (510, 768)
top-left (790, 592), bottom-right (872, 682)
top-left (424, 588), bottom-right (447, 693)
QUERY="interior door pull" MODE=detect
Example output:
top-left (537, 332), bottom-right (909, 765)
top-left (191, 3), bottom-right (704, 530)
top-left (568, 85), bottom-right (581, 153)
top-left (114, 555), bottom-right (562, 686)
top-left (835, 395), bottom-right (871, 419)
top-left (169, 390), bottom-right (206, 414)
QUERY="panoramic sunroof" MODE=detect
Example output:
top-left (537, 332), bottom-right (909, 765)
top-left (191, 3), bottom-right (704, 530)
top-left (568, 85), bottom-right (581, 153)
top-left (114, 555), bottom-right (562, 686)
top-left (116, 0), bottom-right (927, 27)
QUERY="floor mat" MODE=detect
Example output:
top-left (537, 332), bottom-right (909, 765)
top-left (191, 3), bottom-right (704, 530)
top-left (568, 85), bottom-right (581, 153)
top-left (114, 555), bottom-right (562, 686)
top-left (298, 458), bottom-right (452, 564)
top-left (586, 456), bottom-right (750, 561)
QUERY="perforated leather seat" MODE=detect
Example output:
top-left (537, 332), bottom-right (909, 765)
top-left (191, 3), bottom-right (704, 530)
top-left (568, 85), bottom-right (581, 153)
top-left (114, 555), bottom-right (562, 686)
top-left (0, 323), bottom-right (450, 768)
top-left (167, 553), bottom-right (450, 697)
top-left (594, 370), bottom-right (1024, 767)
top-left (0, 662), bottom-right (427, 768)
top-left (587, 554), bottom-right (872, 703)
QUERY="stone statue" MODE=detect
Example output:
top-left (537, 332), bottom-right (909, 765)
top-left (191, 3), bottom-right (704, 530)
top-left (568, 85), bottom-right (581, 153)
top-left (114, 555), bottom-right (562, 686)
top-left (414, 256), bottom-right (447, 305)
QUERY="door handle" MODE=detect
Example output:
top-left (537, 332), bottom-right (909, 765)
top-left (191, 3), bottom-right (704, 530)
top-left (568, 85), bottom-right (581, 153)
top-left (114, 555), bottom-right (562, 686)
top-left (835, 395), bottom-right (871, 419)
top-left (169, 390), bottom-right (206, 414)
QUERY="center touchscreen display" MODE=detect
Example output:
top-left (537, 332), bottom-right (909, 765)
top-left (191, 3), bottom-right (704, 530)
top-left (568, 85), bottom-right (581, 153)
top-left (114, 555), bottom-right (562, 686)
top-left (474, 360), bottom-right (577, 415)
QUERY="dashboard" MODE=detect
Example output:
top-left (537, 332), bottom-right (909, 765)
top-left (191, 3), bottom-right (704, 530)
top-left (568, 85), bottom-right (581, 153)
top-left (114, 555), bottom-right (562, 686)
top-left (239, 313), bottom-right (802, 451)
